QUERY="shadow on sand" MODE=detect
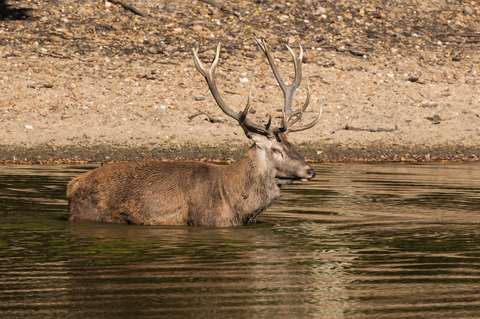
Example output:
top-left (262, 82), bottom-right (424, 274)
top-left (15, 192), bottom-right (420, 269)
top-left (0, 0), bottom-right (35, 20)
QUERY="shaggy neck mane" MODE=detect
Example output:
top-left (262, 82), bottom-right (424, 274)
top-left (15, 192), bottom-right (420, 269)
top-left (221, 146), bottom-right (280, 224)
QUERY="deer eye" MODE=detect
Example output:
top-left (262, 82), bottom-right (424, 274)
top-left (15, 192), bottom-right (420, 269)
top-left (272, 148), bottom-right (282, 155)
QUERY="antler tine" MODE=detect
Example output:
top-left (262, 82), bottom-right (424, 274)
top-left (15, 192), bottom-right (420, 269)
top-left (254, 37), bottom-right (322, 134)
top-left (254, 36), bottom-right (304, 129)
top-left (254, 36), bottom-right (288, 93)
top-left (287, 87), bottom-right (311, 127)
top-left (265, 114), bottom-right (272, 131)
top-left (239, 90), bottom-right (252, 123)
top-left (285, 43), bottom-right (303, 92)
top-left (192, 43), bottom-right (220, 79)
top-left (193, 42), bottom-right (281, 137)
top-left (287, 106), bottom-right (323, 133)
top-left (238, 90), bottom-right (253, 137)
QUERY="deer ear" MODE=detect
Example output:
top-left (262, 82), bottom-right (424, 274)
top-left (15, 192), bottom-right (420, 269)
top-left (247, 131), bottom-right (270, 145)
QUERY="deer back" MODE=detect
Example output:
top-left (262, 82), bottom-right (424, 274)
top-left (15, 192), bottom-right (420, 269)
top-left (68, 159), bottom-right (284, 226)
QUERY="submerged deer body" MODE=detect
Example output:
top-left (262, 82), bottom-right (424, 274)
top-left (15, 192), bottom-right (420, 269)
top-left (67, 38), bottom-right (322, 226)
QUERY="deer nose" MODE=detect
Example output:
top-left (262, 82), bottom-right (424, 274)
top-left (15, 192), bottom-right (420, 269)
top-left (307, 169), bottom-right (316, 179)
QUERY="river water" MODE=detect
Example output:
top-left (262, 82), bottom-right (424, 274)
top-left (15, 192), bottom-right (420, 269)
top-left (1, 163), bottom-right (479, 318)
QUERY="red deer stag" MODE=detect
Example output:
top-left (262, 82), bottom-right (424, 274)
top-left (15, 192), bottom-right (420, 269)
top-left (67, 38), bottom-right (322, 226)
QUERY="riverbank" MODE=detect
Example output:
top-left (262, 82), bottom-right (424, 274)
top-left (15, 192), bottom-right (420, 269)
top-left (1, 0), bottom-right (480, 163)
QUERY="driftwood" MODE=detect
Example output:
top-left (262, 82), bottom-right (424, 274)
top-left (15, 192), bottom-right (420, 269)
top-left (436, 32), bottom-right (480, 38)
top-left (336, 46), bottom-right (369, 57)
top-left (188, 112), bottom-right (224, 123)
top-left (333, 125), bottom-right (398, 133)
top-left (435, 33), bottom-right (480, 43)
top-left (108, 0), bottom-right (155, 20)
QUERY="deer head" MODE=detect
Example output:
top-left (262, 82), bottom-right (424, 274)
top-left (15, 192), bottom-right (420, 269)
top-left (193, 38), bottom-right (322, 184)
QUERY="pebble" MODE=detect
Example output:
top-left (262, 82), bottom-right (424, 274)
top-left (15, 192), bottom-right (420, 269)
top-left (0, 0), bottom-right (476, 64)
top-left (147, 47), bottom-right (157, 54)
top-left (111, 22), bottom-right (123, 31)
top-left (315, 6), bottom-right (326, 15)
top-left (464, 5), bottom-right (474, 15)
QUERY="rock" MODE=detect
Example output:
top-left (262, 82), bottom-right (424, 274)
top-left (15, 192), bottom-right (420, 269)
top-left (165, 45), bottom-right (175, 52)
top-left (315, 6), bottom-right (326, 15)
top-left (21, 21), bottom-right (36, 29)
top-left (111, 22), bottom-right (123, 31)
top-left (199, 8), bottom-right (210, 15)
top-left (50, 35), bottom-right (63, 42)
top-left (425, 115), bottom-right (442, 124)
top-left (190, 20), bottom-right (205, 25)
top-left (208, 6), bottom-right (219, 15)
top-left (464, 5), bottom-right (474, 15)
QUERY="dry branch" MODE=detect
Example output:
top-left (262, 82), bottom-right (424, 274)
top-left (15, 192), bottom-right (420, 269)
top-left (108, 0), bottom-right (154, 20)
top-left (333, 125), bottom-right (398, 133)
top-left (188, 112), bottom-right (224, 123)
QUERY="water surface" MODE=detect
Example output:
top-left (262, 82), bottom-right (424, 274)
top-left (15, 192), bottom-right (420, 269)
top-left (1, 163), bottom-right (480, 318)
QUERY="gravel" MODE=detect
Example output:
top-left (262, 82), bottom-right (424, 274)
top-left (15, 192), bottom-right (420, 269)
top-left (1, 0), bottom-right (480, 163)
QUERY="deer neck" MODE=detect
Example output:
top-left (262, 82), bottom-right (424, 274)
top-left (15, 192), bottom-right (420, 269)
top-left (232, 146), bottom-right (277, 187)
top-left (222, 146), bottom-right (280, 222)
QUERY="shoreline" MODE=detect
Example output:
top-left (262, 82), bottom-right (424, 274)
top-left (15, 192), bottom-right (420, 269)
top-left (1, 142), bottom-right (479, 164)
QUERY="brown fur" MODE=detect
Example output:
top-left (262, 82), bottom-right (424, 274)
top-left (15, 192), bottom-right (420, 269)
top-left (67, 134), bottom-right (315, 226)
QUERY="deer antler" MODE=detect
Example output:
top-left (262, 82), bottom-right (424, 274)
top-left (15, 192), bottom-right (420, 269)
top-left (193, 40), bottom-right (321, 138)
top-left (193, 43), bottom-right (281, 137)
top-left (254, 37), bottom-right (322, 133)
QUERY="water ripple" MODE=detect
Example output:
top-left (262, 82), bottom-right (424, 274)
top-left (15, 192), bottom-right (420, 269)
top-left (1, 163), bottom-right (480, 318)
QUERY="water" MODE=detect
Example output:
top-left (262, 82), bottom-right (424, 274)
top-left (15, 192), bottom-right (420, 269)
top-left (1, 163), bottom-right (480, 318)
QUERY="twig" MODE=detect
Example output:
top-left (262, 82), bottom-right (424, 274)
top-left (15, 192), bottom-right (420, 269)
top-left (425, 115), bottom-right (442, 124)
top-left (406, 95), bottom-right (417, 102)
top-left (188, 112), bottom-right (224, 123)
top-left (39, 52), bottom-right (70, 59)
top-left (108, 0), bottom-right (154, 20)
top-left (332, 125), bottom-right (398, 133)
top-left (346, 125), bottom-right (397, 132)
top-left (198, 0), bottom-right (241, 17)
top-left (155, 60), bottom-right (180, 65)
top-left (436, 32), bottom-right (480, 38)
